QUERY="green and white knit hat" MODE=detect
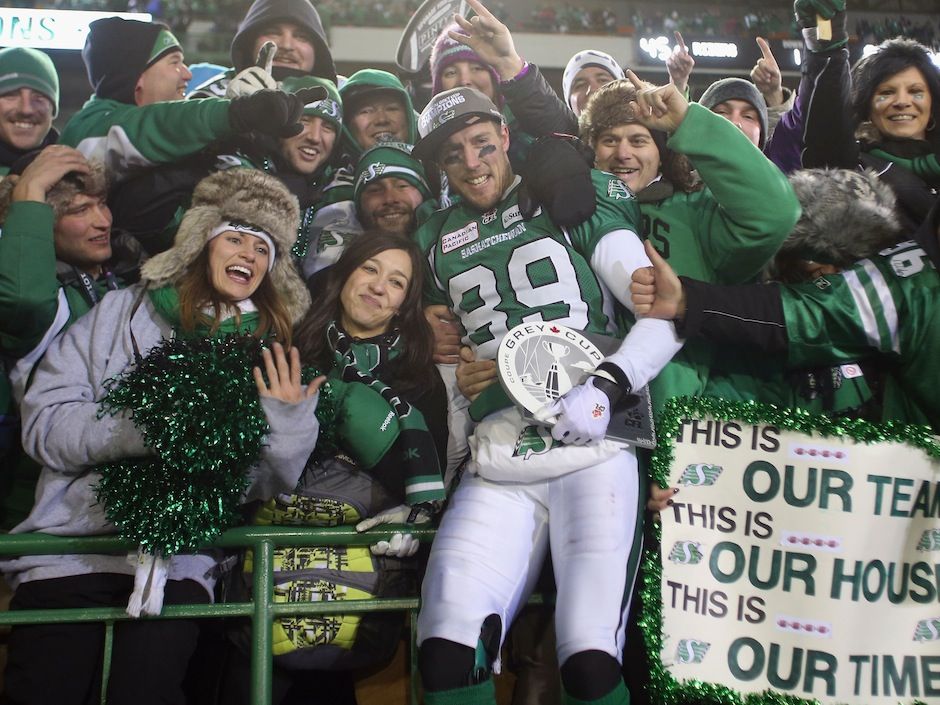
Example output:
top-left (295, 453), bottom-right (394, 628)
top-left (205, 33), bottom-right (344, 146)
top-left (280, 75), bottom-right (343, 133)
top-left (353, 142), bottom-right (432, 204)
top-left (0, 47), bottom-right (59, 116)
top-left (83, 18), bottom-right (182, 104)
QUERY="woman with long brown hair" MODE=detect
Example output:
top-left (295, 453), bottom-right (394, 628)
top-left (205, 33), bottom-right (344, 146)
top-left (1, 168), bottom-right (324, 705)
top-left (224, 231), bottom-right (448, 703)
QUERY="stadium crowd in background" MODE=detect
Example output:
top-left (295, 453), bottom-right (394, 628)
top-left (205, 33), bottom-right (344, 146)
top-left (0, 0), bottom-right (938, 703)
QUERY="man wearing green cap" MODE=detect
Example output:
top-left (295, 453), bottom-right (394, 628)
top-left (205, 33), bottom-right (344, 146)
top-left (0, 47), bottom-right (59, 175)
top-left (60, 17), bottom-right (320, 186)
top-left (304, 141), bottom-right (432, 283)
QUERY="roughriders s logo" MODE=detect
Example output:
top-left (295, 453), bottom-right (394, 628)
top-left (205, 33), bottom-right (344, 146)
top-left (513, 425), bottom-right (560, 460)
top-left (312, 99), bottom-right (340, 119)
top-left (679, 463), bottom-right (723, 486)
top-left (675, 639), bottom-right (710, 664)
top-left (357, 162), bottom-right (386, 189)
top-left (668, 540), bottom-right (704, 565)
top-left (607, 178), bottom-right (632, 200)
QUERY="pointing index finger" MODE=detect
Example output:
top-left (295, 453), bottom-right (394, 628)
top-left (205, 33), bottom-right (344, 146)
top-left (256, 40), bottom-right (276, 73)
top-left (756, 37), bottom-right (777, 65)
top-left (674, 31), bottom-right (687, 52)
top-left (625, 69), bottom-right (645, 91)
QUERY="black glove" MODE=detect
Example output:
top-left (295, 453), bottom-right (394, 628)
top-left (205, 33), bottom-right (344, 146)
top-left (518, 134), bottom-right (596, 228)
top-left (794, 0), bottom-right (847, 52)
top-left (228, 86), bottom-right (325, 138)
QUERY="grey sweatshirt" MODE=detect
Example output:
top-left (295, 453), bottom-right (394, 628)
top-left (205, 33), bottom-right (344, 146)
top-left (2, 284), bottom-right (321, 598)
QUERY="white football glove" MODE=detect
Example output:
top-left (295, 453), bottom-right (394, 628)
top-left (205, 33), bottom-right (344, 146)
top-left (369, 532), bottom-right (420, 558)
top-left (225, 41), bottom-right (277, 98)
top-left (355, 503), bottom-right (433, 558)
top-left (535, 377), bottom-right (612, 445)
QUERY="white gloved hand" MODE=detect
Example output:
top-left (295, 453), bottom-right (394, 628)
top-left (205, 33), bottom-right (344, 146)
top-left (534, 377), bottom-right (612, 445)
top-left (355, 503), bottom-right (433, 558)
top-left (225, 41), bottom-right (277, 98)
top-left (369, 532), bottom-right (420, 557)
top-left (225, 66), bottom-right (278, 98)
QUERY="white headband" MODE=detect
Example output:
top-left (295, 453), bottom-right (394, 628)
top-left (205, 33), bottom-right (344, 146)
top-left (209, 220), bottom-right (276, 271)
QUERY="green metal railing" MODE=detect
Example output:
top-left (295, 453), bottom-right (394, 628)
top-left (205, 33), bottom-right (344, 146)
top-left (0, 525), bottom-right (437, 705)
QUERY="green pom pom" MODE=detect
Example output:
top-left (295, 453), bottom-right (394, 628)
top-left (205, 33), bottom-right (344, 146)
top-left (93, 334), bottom-right (332, 556)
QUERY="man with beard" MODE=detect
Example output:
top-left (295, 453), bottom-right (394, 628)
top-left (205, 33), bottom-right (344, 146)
top-left (188, 0), bottom-right (336, 99)
top-left (0, 47), bottom-right (59, 175)
top-left (305, 141), bottom-right (431, 282)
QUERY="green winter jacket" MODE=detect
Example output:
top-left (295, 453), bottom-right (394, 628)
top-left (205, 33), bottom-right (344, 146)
top-left (59, 95), bottom-right (233, 184)
top-left (0, 200), bottom-right (140, 527)
top-left (637, 103), bottom-right (801, 408)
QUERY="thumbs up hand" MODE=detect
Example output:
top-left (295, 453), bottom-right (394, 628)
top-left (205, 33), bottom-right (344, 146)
top-left (630, 240), bottom-right (686, 320)
top-left (225, 40), bottom-right (279, 98)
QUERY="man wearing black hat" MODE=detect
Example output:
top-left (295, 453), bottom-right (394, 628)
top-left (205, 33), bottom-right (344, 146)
top-left (60, 16), bottom-right (322, 186)
top-left (409, 86), bottom-right (682, 705)
top-left (188, 0), bottom-right (337, 99)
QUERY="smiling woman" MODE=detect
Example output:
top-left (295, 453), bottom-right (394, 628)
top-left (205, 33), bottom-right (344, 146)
top-left (221, 232), bottom-right (448, 697)
top-left (812, 36), bottom-right (940, 232)
top-left (0, 168), bottom-right (324, 705)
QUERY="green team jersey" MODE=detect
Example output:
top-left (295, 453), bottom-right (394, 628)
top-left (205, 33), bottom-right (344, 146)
top-left (415, 170), bottom-right (642, 361)
top-left (780, 239), bottom-right (940, 429)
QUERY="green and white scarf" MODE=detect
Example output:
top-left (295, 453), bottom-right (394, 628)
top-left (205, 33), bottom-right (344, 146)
top-left (328, 321), bottom-right (445, 506)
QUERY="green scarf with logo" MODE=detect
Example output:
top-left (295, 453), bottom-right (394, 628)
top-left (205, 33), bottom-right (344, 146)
top-left (328, 321), bottom-right (445, 506)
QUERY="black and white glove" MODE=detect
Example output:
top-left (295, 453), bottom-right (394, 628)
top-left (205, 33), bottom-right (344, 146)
top-left (518, 134), bottom-right (596, 228)
top-left (355, 503), bottom-right (435, 558)
top-left (228, 86), bottom-right (324, 138)
top-left (535, 366), bottom-right (628, 445)
top-left (225, 41), bottom-right (278, 98)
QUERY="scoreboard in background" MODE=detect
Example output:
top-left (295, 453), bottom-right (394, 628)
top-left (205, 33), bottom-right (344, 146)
top-left (637, 35), bottom-right (867, 72)
top-left (0, 9), bottom-right (151, 51)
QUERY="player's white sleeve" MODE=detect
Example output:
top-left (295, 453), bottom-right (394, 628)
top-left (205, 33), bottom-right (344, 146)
top-left (590, 229), bottom-right (683, 390)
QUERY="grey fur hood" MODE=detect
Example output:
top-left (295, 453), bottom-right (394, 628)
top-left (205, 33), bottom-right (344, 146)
top-left (140, 169), bottom-right (310, 322)
top-left (779, 168), bottom-right (900, 266)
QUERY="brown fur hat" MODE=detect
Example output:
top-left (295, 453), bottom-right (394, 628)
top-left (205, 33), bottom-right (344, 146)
top-left (0, 155), bottom-right (108, 224)
top-left (140, 168), bottom-right (310, 322)
top-left (578, 78), bottom-right (697, 193)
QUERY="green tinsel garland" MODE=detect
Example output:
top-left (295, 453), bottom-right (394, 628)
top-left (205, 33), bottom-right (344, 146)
top-left (94, 333), bottom-right (336, 556)
top-left (641, 396), bottom-right (938, 705)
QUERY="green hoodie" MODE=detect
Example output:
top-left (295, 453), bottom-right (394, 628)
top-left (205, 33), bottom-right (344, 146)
top-left (634, 104), bottom-right (801, 411)
top-left (338, 69), bottom-right (418, 160)
top-left (319, 71), bottom-right (418, 208)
